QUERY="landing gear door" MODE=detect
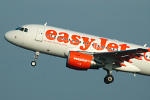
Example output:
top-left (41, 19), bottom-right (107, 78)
top-left (35, 27), bottom-right (45, 42)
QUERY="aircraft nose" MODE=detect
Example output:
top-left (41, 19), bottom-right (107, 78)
top-left (4, 31), bottom-right (15, 43)
top-left (5, 31), bottom-right (11, 41)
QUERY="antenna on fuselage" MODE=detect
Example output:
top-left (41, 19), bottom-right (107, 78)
top-left (144, 44), bottom-right (147, 47)
top-left (44, 22), bottom-right (47, 26)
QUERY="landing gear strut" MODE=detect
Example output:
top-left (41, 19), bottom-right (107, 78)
top-left (104, 64), bottom-right (114, 84)
top-left (31, 51), bottom-right (39, 67)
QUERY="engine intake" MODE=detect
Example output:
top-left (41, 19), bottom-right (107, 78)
top-left (66, 51), bottom-right (102, 70)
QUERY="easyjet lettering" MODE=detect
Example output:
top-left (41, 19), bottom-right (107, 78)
top-left (45, 30), bottom-right (130, 51)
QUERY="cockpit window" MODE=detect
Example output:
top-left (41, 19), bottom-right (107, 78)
top-left (20, 28), bottom-right (24, 31)
top-left (15, 27), bottom-right (28, 32)
top-left (24, 28), bottom-right (28, 32)
top-left (15, 27), bottom-right (21, 30)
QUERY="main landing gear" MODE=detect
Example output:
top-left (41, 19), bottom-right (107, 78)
top-left (104, 73), bottom-right (114, 84)
top-left (31, 51), bottom-right (39, 67)
top-left (103, 64), bottom-right (114, 84)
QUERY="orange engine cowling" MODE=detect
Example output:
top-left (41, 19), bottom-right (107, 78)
top-left (66, 51), bottom-right (101, 70)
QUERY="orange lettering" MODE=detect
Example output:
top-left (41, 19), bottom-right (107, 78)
top-left (57, 32), bottom-right (69, 43)
top-left (119, 44), bottom-right (130, 50)
top-left (45, 30), bottom-right (57, 40)
top-left (45, 30), bottom-right (131, 52)
top-left (80, 37), bottom-right (95, 50)
top-left (93, 38), bottom-right (108, 50)
top-left (144, 49), bottom-right (150, 61)
top-left (107, 43), bottom-right (118, 52)
top-left (70, 35), bottom-right (81, 45)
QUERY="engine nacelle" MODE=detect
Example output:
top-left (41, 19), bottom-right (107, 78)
top-left (66, 51), bottom-right (101, 70)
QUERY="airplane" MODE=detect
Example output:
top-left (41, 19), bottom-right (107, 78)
top-left (4, 23), bottom-right (150, 84)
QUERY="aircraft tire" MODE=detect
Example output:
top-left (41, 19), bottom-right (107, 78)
top-left (104, 75), bottom-right (114, 84)
top-left (31, 61), bottom-right (36, 67)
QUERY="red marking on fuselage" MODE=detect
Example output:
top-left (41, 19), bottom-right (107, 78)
top-left (45, 30), bottom-right (130, 51)
top-left (144, 49), bottom-right (150, 61)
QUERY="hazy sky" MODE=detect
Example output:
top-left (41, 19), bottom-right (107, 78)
top-left (1, 0), bottom-right (150, 100)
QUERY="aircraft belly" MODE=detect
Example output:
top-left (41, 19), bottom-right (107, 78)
top-left (132, 59), bottom-right (150, 75)
top-left (114, 61), bottom-right (141, 72)
top-left (16, 38), bottom-right (66, 58)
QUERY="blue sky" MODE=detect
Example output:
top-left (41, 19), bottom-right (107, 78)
top-left (0, 0), bottom-right (150, 100)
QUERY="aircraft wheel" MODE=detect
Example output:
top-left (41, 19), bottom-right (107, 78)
top-left (31, 61), bottom-right (36, 67)
top-left (104, 75), bottom-right (114, 84)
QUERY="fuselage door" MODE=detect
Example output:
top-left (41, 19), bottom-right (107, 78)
top-left (35, 27), bottom-right (45, 42)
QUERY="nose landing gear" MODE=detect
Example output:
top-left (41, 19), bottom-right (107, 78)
top-left (31, 61), bottom-right (36, 66)
top-left (31, 51), bottom-right (39, 67)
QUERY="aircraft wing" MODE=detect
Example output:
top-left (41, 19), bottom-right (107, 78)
top-left (92, 48), bottom-right (148, 66)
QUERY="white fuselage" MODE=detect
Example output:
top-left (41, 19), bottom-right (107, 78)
top-left (5, 24), bottom-right (150, 76)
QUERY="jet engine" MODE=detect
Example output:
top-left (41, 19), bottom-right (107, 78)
top-left (66, 51), bottom-right (102, 70)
